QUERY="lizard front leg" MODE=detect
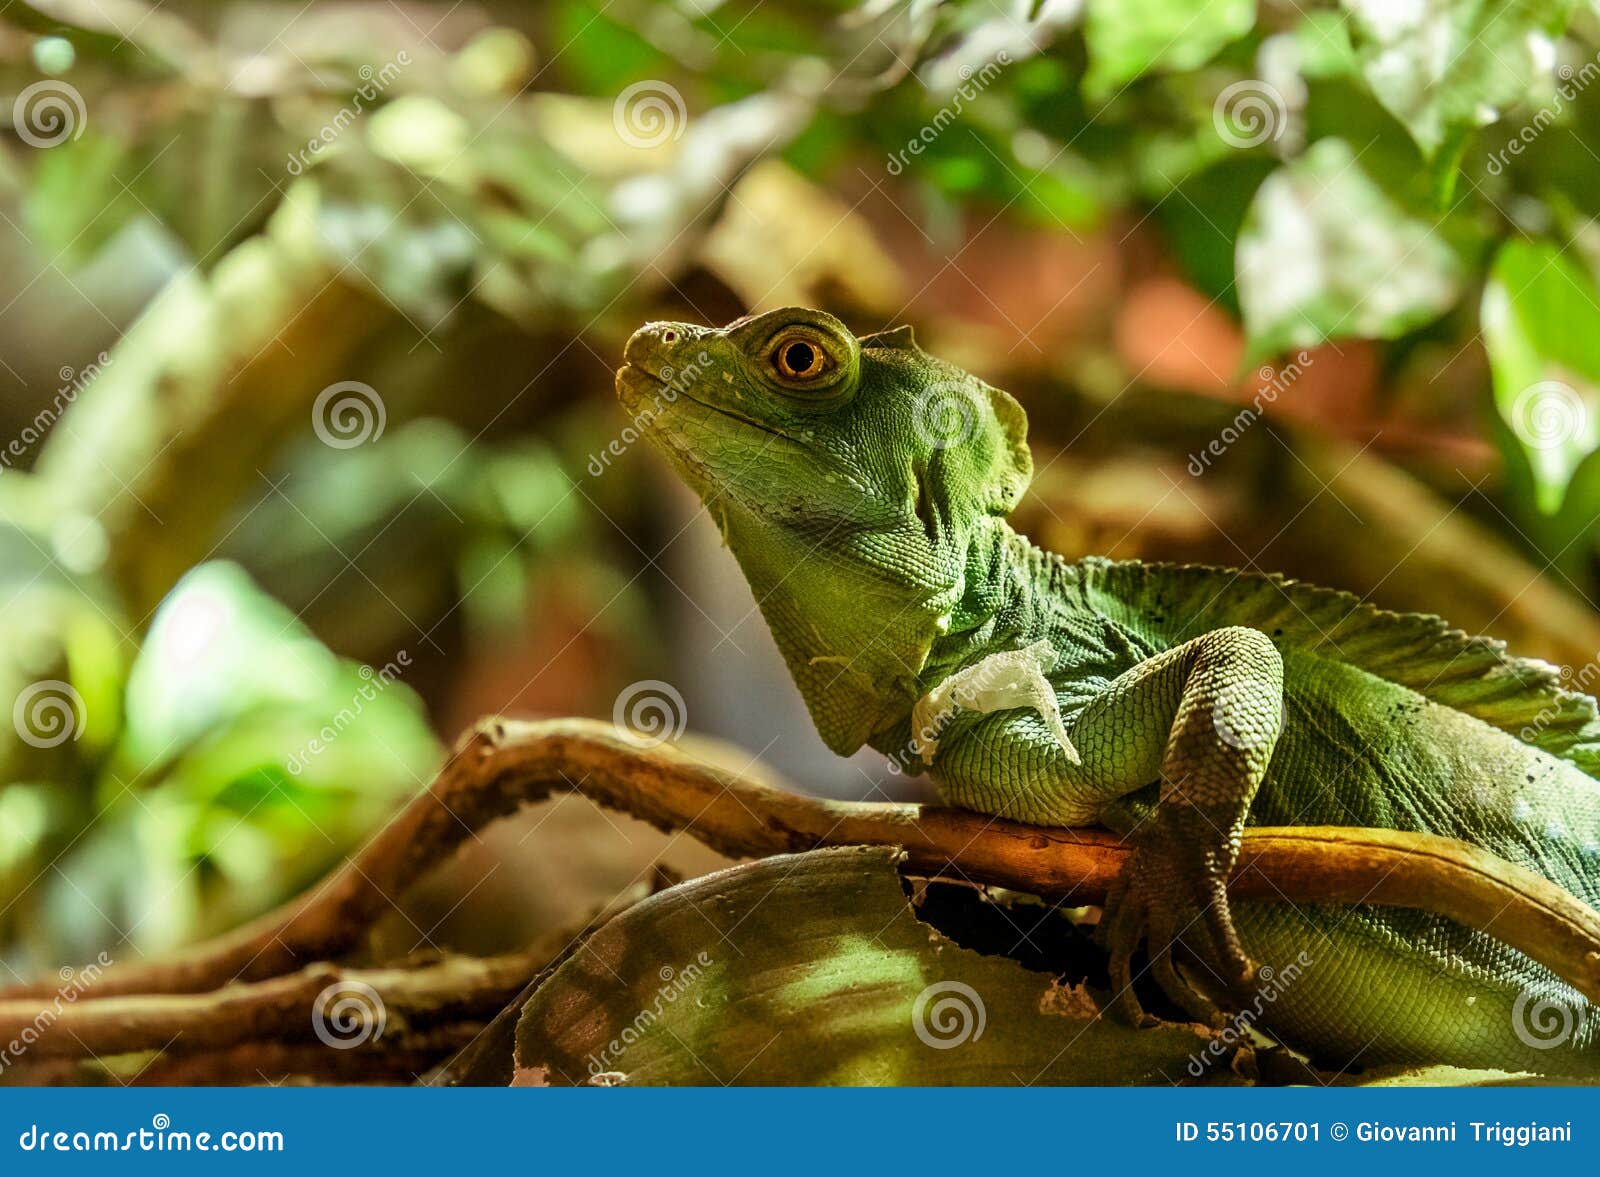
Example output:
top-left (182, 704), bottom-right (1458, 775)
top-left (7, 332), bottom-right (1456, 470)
top-left (928, 626), bottom-right (1285, 1026)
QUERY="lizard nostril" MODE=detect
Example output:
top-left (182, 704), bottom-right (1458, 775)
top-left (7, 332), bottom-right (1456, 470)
top-left (662, 329), bottom-right (678, 343)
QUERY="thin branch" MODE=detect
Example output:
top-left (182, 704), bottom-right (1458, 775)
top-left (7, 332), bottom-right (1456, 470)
top-left (0, 1034), bottom-right (481, 1088)
top-left (6, 718), bottom-right (1599, 1007)
top-left (0, 871), bottom-right (673, 1081)
top-left (0, 953), bottom-right (533, 1061)
top-left (129, 1037), bottom-right (476, 1086)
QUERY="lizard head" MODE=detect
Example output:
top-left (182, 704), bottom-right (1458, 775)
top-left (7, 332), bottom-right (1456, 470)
top-left (616, 306), bottom-right (1031, 551)
top-left (615, 306), bottom-right (1032, 754)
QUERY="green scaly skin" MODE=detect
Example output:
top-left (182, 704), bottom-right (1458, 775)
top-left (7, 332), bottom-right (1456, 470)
top-left (617, 307), bottom-right (1600, 1077)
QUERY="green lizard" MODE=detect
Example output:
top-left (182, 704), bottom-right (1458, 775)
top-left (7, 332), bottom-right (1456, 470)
top-left (616, 306), bottom-right (1600, 1076)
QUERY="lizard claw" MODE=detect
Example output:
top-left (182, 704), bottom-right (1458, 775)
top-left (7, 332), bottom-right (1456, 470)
top-left (1098, 829), bottom-right (1256, 1029)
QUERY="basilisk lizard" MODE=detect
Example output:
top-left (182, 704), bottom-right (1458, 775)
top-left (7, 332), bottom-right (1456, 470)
top-left (616, 306), bottom-right (1600, 1076)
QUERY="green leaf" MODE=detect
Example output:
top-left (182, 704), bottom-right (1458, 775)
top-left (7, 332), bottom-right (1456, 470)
top-left (1295, 12), bottom-right (1357, 80)
top-left (1341, 0), bottom-right (1577, 158)
top-left (23, 133), bottom-right (141, 265)
top-left (0, 501), bottom-right (127, 783)
top-left (1158, 155), bottom-right (1277, 311)
top-left (121, 562), bottom-right (344, 768)
top-left (1236, 138), bottom-right (1461, 358)
top-left (119, 561), bottom-right (437, 785)
top-left (1481, 239), bottom-right (1600, 513)
top-left (514, 847), bottom-right (1242, 1086)
top-left (1084, 0), bottom-right (1255, 99)
top-left (87, 560), bottom-right (438, 954)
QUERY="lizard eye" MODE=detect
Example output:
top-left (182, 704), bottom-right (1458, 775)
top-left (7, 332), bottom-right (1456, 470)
top-left (770, 333), bottom-right (836, 384)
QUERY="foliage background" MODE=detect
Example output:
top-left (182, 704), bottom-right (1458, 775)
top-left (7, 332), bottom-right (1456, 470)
top-left (3, 0), bottom-right (1600, 999)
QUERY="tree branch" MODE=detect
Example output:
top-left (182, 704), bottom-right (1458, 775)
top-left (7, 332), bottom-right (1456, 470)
top-left (0, 953), bottom-right (531, 1061)
top-left (0, 871), bottom-right (671, 1084)
top-left (5, 717), bottom-right (1599, 1008)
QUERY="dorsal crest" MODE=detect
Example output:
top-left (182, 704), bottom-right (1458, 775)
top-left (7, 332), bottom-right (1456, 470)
top-left (1078, 558), bottom-right (1600, 776)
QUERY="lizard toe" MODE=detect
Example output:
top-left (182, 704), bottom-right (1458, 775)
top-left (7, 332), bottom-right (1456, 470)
top-left (1195, 875), bottom-right (1257, 991)
top-left (1099, 839), bottom-right (1256, 1029)
top-left (1100, 884), bottom-right (1159, 1028)
top-left (1142, 885), bottom-right (1235, 1027)
top-left (1151, 946), bottom-right (1226, 1027)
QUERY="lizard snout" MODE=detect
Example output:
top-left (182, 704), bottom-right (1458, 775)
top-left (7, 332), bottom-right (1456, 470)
top-left (622, 320), bottom-right (709, 381)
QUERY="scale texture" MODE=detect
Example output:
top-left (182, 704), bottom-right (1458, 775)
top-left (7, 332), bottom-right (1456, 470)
top-left (618, 307), bottom-right (1600, 1076)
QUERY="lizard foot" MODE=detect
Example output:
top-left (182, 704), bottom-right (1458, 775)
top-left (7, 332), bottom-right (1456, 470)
top-left (1097, 818), bottom-right (1256, 1028)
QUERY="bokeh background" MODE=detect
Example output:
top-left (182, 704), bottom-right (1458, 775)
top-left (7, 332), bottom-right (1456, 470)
top-left (2, 0), bottom-right (1599, 990)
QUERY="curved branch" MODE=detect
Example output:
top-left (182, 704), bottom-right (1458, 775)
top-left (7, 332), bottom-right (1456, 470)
top-left (0, 872), bottom-right (672, 1081)
top-left (6, 718), bottom-right (1599, 1005)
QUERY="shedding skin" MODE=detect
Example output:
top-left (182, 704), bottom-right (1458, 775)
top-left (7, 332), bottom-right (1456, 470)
top-left (911, 640), bottom-right (1080, 764)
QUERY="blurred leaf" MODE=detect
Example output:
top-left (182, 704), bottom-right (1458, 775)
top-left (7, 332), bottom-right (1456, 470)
top-left (16, 0), bottom-right (208, 73)
top-left (317, 184), bottom-right (481, 329)
top-left (1084, 0), bottom-right (1254, 99)
top-left (221, 421), bottom-right (587, 653)
top-left (0, 499), bottom-right (125, 780)
top-left (1482, 238), bottom-right (1600, 513)
top-left (448, 28), bottom-right (537, 98)
top-left (700, 160), bottom-right (906, 313)
top-left (1295, 11), bottom-right (1358, 80)
top-left (1158, 155), bottom-right (1276, 310)
top-left (119, 561), bottom-right (435, 781)
top-left (368, 95), bottom-right (470, 171)
top-left (550, 0), bottom-right (668, 95)
top-left (1341, 0), bottom-right (1576, 158)
top-left (515, 846), bottom-right (1236, 1086)
top-left (1235, 138), bottom-right (1461, 358)
top-left (50, 560), bottom-right (443, 956)
top-left (910, 0), bottom-right (1080, 90)
top-left (22, 132), bottom-right (139, 263)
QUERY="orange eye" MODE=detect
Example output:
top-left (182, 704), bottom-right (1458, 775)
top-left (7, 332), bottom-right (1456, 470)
top-left (771, 335), bottom-right (834, 382)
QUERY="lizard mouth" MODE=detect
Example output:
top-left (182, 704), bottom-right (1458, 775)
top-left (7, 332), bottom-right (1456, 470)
top-left (614, 361), bottom-right (660, 408)
top-left (614, 362), bottom-right (795, 445)
top-left (614, 358), bottom-right (881, 520)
